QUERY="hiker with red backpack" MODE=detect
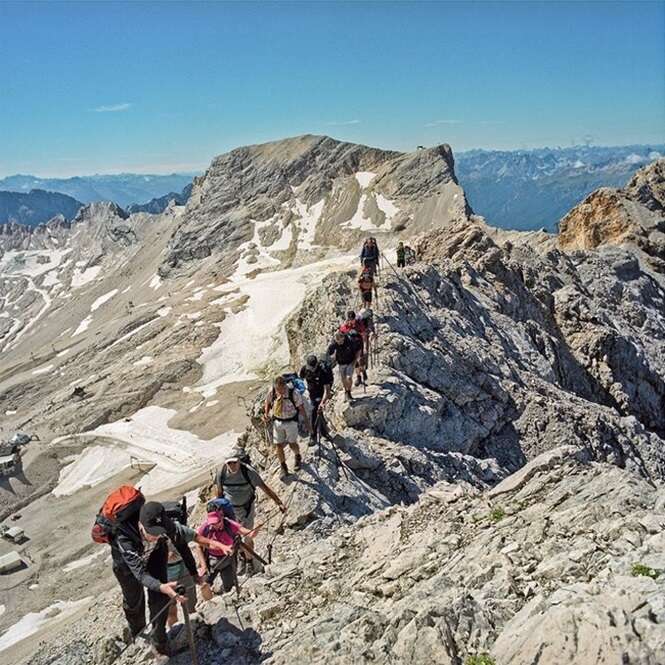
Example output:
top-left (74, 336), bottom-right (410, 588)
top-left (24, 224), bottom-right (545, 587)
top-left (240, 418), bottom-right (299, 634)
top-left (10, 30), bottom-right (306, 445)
top-left (264, 375), bottom-right (312, 479)
top-left (216, 446), bottom-right (286, 572)
top-left (92, 487), bottom-right (221, 660)
top-left (339, 310), bottom-right (368, 388)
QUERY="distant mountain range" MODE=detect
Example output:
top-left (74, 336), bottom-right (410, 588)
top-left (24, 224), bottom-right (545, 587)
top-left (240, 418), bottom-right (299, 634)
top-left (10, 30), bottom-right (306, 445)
top-left (456, 144), bottom-right (664, 231)
top-left (0, 189), bottom-right (83, 226)
top-left (2, 145), bottom-right (663, 231)
top-left (0, 172), bottom-right (196, 208)
top-left (127, 183), bottom-right (193, 214)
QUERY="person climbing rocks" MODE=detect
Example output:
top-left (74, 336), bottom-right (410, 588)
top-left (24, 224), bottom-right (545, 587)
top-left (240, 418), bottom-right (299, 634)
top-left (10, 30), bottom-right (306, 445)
top-left (109, 499), bottom-right (220, 659)
top-left (357, 308), bottom-right (376, 380)
top-left (327, 330), bottom-right (363, 401)
top-left (358, 266), bottom-right (378, 307)
top-left (339, 311), bottom-right (368, 387)
top-left (216, 447), bottom-right (286, 570)
top-left (264, 375), bottom-right (311, 478)
top-left (396, 241), bottom-right (406, 268)
top-left (194, 502), bottom-right (258, 600)
top-left (360, 237), bottom-right (380, 276)
top-left (299, 354), bottom-right (334, 445)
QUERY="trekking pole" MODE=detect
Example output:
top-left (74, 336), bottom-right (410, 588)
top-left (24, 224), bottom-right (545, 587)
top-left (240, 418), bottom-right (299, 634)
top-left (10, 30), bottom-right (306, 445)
top-left (176, 584), bottom-right (199, 665)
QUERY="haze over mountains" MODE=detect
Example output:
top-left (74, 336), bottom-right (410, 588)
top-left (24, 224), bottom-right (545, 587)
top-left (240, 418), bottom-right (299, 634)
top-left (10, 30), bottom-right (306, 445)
top-left (456, 144), bottom-right (664, 231)
top-left (0, 133), bottom-right (664, 664)
top-left (0, 173), bottom-right (195, 209)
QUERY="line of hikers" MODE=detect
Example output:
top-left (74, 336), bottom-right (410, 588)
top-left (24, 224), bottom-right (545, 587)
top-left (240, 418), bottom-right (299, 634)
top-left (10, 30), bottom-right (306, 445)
top-left (98, 237), bottom-right (391, 661)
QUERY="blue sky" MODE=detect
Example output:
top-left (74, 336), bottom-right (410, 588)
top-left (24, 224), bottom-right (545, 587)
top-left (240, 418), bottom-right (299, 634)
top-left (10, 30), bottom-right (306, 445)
top-left (0, 1), bottom-right (663, 176)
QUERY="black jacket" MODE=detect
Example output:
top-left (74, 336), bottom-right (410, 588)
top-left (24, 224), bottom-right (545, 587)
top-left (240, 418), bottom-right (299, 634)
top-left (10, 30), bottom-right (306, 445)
top-left (299, 363), bottom-right (334, 399)
top-left (327, 336), bottom-right (361, 366)
top-left (111, 516), bottom-right (197, 592)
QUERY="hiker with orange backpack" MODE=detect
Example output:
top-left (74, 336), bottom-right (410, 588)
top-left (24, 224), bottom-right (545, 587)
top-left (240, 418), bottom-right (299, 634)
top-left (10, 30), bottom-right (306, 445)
top-left (93, 487), bottom-right (220, 660)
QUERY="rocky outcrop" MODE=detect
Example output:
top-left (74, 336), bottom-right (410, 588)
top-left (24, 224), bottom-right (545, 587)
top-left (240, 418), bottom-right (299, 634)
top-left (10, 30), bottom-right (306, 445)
top-left (559, 159), bottom-right (665, 274)
top-left (161, 135), bottom-right (472, 274)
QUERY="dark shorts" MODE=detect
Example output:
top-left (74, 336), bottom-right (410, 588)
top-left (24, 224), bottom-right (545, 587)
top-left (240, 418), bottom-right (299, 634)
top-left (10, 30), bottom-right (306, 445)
top-left (361, 291), bottom-right (373, 304)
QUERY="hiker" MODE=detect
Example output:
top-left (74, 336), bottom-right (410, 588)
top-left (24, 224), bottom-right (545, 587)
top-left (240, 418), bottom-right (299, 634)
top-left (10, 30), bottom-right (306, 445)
top-left (360, 237), bottom-right (380, 276)
top-left (108, 496), bottom-right (221, 658)
top-left (357, 308), bottom-right (376, 376)
top-left (299, 354), bottom-right (334, 444)
top-left (327, 330), bottom-right (363, 401)
top-left (339, 311), bottom-right (368, 387)
top-left (358, 266), bottom-right (378, 307)
top-left (264, 375), bottom-right (312, 478)
top-left (194, 500), bottom-right (259, 600)
top-left (216, 447), bottom-right (286, 570)
top-left (397, 241), bottom-right (406, 268)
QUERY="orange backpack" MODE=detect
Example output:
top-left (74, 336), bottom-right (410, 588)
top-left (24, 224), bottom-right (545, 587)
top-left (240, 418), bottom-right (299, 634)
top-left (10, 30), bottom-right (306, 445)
top-left (91, 485), bottom-right (145, 544)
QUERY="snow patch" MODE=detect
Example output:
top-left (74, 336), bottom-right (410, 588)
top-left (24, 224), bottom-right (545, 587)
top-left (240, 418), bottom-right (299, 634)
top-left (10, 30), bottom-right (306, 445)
top-left (133, 355), bottom-right (154, 367)
top-left (293, 198), bottom-right (325, 250)
top-left (157, 306), bottom-right (172, 317)
top-left (355, 171), bottom-right (377, 188)
top-left (63, 550), bottom-right (104, 573)
top-left (52, 407), bottom-right (239, 496)
top-left (0, 598), bottom-right (92, 652)
top-left (149, 274), bottom-right (162, 290)
top-left (196, 255), bottom-right (352, 397)
top-left (91, 288), bottom-right (119, 312)
top-left (71, 265), bottom-right (101, 289)
top-left (72, 315), bottom-right (93, 337)
top-left (32, 364), bottom-right (54, 375)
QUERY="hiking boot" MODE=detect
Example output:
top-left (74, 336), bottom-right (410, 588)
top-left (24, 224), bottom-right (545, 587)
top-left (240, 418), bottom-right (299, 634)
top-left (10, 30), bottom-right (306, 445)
top-left (355, 374), bottom-right (362, 387)
top-left (280, 462), bottom-right (289, 479)
top-left (294, 454), bottom-right (302, 471)
top-left (308, 434), bottom-right (317, 447)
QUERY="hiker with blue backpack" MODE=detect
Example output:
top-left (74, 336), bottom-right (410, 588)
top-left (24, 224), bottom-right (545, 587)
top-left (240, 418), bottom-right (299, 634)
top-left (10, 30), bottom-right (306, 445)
top-left (264, 374), bottom-right (312, 478)
top-left (216, 446), bottom-right (286, 572)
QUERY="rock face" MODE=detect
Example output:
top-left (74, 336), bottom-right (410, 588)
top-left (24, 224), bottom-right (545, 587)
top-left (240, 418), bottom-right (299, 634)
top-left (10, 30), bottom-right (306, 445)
top-left (161, 135), bottom-right (471, 273)
top-left (559, 159), bottom-right (665, 274)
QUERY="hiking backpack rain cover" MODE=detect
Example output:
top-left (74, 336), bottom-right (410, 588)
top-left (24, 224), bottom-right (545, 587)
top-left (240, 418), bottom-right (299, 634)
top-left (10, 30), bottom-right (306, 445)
top-left (91, 485), bottom-right (145, 544)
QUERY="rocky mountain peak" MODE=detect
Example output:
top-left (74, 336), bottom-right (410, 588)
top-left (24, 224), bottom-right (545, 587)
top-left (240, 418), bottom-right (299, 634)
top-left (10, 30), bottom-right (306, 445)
top-left (72, 201), bottom-right (129, 224)
top-left (558, 159), bottom-right (665, 274)
top-left (162, 135), bottom-right (472, 274)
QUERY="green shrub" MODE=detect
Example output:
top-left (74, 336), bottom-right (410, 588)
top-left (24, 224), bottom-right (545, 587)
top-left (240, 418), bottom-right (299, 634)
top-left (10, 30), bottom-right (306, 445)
top-left (465, 655), bottom-right (496, 665)
top-left (631, 563), bottom-right (660, 579)
top-left (489, 506), bottom-right (506, 523)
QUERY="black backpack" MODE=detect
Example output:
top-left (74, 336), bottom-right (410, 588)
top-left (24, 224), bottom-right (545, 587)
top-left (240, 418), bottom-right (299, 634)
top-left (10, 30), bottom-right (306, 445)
top-left (163, 497), bottom-right (188, 526)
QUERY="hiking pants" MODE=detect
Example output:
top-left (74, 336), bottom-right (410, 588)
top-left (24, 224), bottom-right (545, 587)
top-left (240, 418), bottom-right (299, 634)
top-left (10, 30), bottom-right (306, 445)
top-left (113, 558), bottom-right (170, 649)
top-left (311, 397), bottom-right (329, 439)
top-left (397, 256), bottom-right (405, 268)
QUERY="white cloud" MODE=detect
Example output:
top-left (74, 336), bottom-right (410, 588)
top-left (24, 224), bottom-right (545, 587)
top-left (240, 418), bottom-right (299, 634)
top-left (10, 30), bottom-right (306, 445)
top-left (92, 103), bottom-right (132, 113)
top-left (326, 119), bottom-right (361, 126)
top-left (424, 119), bottom-right (463, 127)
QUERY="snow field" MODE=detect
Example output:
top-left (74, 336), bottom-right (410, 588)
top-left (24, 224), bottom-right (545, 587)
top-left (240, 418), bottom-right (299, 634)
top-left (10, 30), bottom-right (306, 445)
top-left (52, 406), bottom-right (239, 496)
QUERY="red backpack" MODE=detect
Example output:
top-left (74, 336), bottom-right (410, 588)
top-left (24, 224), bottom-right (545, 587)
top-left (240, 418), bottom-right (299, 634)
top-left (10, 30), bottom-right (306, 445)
top-left (91, 485), bottom-right (145, 544)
